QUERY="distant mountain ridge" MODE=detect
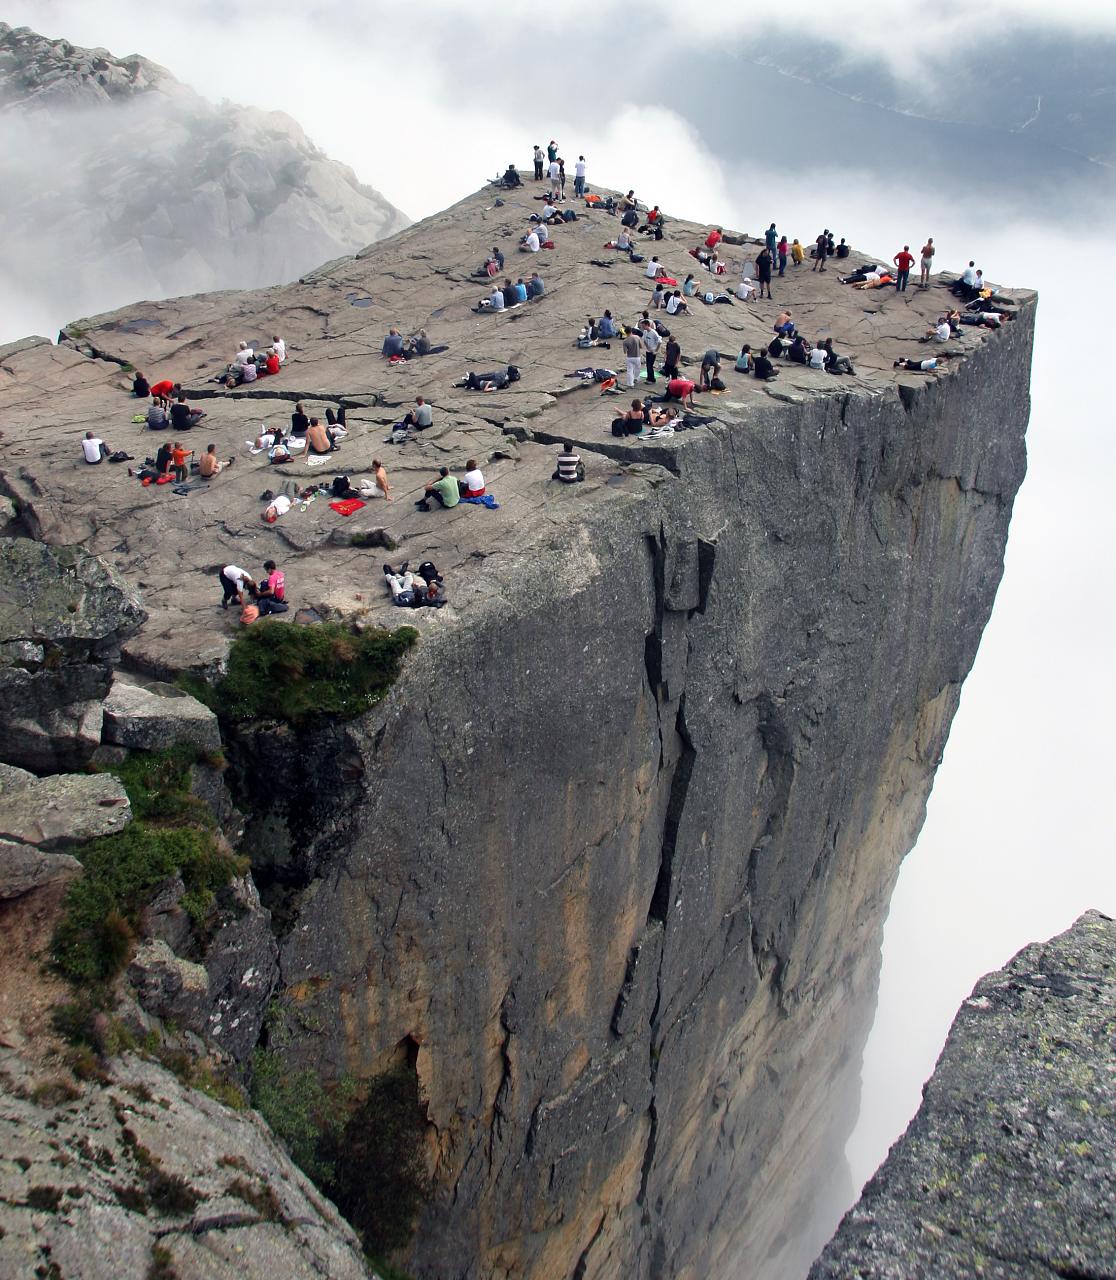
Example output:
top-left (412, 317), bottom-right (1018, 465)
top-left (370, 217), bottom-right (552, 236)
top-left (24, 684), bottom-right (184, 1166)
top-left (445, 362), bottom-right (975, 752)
top-left (0, 23), bottom-right (409, 342)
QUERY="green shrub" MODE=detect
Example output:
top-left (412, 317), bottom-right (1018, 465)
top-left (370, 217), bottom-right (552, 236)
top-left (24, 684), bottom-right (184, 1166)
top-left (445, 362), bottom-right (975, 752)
top-left (251, 1053), bottom-right (429, 1255)
top-left (202, 621), bottom-right (417, 725)
top-left (52, 746), bottom-right (246, 985)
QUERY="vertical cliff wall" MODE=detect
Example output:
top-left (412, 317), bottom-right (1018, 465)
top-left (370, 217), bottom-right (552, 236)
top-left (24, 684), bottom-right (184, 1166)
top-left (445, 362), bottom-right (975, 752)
top-left (242, 308), bottom-right (1032, 1278)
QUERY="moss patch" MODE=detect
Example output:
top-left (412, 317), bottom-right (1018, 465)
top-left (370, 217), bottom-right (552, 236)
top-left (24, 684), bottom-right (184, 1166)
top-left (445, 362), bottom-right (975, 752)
top-left (197, 621), bottom-right (417, 726)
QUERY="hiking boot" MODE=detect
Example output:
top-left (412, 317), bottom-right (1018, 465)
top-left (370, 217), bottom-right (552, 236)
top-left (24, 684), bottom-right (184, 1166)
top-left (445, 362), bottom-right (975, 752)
top-left (382, 564), bottom-right (394, 576)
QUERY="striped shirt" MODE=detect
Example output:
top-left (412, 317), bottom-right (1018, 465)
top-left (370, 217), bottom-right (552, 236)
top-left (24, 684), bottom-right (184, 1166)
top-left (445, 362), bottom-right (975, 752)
top-left (556, 451), bottom-right (581, 481)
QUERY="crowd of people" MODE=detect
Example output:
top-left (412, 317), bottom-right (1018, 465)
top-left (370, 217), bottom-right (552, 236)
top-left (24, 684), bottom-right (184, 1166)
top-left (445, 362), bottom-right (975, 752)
top-left (96, 147), bottom-right (1012, 628)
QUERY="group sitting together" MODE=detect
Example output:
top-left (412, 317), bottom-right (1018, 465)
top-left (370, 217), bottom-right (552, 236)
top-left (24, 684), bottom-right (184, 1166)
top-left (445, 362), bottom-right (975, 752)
top-left (220, 337), bottom-right (286, 387)
top-left (142, 387), bottom-right (207, 431)
top-left (219, 561), bottom-right (288, 617)
top-left (477, 275), bottom-right (545, 311)
top-left (382, 327), bottom-right (438, 360)
top-left (382, 560), bottom-right (447, 608)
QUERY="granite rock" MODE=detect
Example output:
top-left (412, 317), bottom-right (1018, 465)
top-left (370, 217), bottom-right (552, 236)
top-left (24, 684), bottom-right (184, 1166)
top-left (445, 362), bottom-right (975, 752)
top-left (0, 771), bottom-right (130, 849)
top-left (0, 838), bottom-right (81, 899)
top-left (102, 671), bottom-right (221, 753)
top-left (810, 911), bottom-right (1116, 1280)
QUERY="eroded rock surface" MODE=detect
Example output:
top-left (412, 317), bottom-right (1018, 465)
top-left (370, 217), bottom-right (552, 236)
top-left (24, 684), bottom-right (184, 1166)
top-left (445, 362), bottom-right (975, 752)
top-left (0, 1049), bottom-right (374, 1279)
top-left (102, 671), bottom-right (221, 753)
top-left (811, 911), bottom-right (1116, 1280)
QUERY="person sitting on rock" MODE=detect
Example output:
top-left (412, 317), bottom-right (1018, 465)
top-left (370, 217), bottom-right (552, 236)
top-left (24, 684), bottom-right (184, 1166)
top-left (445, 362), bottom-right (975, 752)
top-left (598, 310), bottom-right (618, 338)
top-left (752, 351), bottom-right (779, 381)
top-left (132, 371), bottom-right (150, 398)
top-left (146, 398), bottom-right (169, 430)
top-left (513, 278), bottom-right (529, 304)
top-left (255, 559), bottom-right (288, 615)
top-left (239, 357), bottom-right (258, 384)
top-left (405, 330), bottom-right (432, 358)
top-left (461, 459), bottom-right (486, 498)
top-left (735, 344), bottom-right (752, 373)
top-left (773, 310), bottom-right (796, 338)
top-left (787, 334), bottom-right (811, 364)
top-left (665, 290), bottom-right (690, 316)
top-left (481, 246), bottom-right (505, 276)
top-left (616, 399), bottom-right (647, 435)
top-left (500, 163), bottom-right (522, 189)
top-left (198, 443), bottom-right (234, 477)
top-left (822, 339), bottom-right (855, 375)
top-left (169, 394), bottom-right (205, 431)
top-left (362, 458), bottom-right (393, 500)
top-left (681, 273), bottom-right (698, 297)
top-left (403, 397), bottom-right (434, 430)
top-left (154, 441), bottom-right (174, 475)
top-left (736, 276), bottom-right (756, 302)
top-left (233, 341), bottom-right (254, 371)
top-left (416, 466), bottom-right (461, 511)
top-left (219, 564), bottom-right (254, 609)
top-left (262, 347), bottom-right (281, 376)
top-left (306, 417), bottom-right (336, 455)
top-left (382, 327), bottom-right (405, 358)
top-left (485, 283), bottom-right (505, 311)
top-left (521, 228), bottom-right (541, 253)
top-left (290, 402), bottom-right (310, 435)
top-left (615, 228), bottom-right (634, 253)
top-left (81, 431), bottom-right (111, 463)
top-left (527, 273), bottom-right (545, 298)
top-left (650, 284), bottom-right (667, 311)
top-left (553, 442), bottom-right (584, 483)
top-left (926, 318), bottom-right (953, 342)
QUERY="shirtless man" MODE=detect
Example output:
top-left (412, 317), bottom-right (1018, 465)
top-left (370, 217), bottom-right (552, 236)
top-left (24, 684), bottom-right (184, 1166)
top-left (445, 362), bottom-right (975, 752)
top-left (919, 237), bottom-right (935, 288)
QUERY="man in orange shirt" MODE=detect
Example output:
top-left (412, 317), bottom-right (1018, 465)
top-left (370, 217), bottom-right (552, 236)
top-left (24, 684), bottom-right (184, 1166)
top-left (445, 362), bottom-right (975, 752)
top-left (893, 245), bottom-right (916, 292)
top-left (170, 441), bottom-right (193, 482)
top-left (705, 227), bottom-right (722, 251)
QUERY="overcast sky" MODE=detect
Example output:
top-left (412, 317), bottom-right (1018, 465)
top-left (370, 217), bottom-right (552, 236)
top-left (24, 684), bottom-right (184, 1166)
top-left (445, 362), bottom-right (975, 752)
top-left (6, 1), bottom-right (1116, 1272)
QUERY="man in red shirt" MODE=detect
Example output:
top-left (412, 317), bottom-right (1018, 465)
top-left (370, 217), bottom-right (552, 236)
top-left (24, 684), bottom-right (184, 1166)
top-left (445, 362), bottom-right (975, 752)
top-left (893, 245), bottom-right (916, 292)
top-left (705, 227), bottom-right (722, 250)
top-left (149, 378), bottom-right (175, 405)
top-left (256, 559), bottom-right (288, 615)
top-left (665, 376), bottom-right (699, 410)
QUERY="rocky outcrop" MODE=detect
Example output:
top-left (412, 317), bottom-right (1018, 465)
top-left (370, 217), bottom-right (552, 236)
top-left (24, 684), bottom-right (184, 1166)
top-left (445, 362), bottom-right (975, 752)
top-left (0, 540), bottom-right (145, 771)
top-left (0, 177), bottom-right (1034, 1278)
top-left (811, 911), bottom-right (1116, 1279)
top-left (0, 769), bottom-right (130, 848)
top-left (102, 671), bottom-right (221, 753)
top-left (0, 23), bottom-right (408, 342)
top-left (0, 1048), bottom-right (374, 1279)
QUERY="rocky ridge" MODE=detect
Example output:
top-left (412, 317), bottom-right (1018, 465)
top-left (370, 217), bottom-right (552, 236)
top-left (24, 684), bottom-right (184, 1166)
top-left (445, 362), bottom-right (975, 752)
top-left (0, 176), bottom-right (1036, 1279)
top-left (811, 911), bottom-right (1116, 1279)
top-left (0, 23), bottom-right (408, 342)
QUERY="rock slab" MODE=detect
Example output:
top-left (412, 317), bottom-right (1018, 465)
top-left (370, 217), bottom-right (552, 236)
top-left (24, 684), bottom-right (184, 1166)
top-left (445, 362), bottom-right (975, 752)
top-left (102, 672), bottom-right (221, 753)
top-left (0, 771), bottom-right (130, 850)
top-left (810, 910), bottom-right (1116, 1280)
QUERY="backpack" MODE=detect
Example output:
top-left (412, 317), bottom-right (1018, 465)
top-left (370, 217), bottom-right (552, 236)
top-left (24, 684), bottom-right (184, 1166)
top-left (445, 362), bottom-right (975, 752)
top-left (704, 292), bottom-right (715, 304)
top-left (768, 338), bottom-right (782, 356)
top-left (611, 418), bottom-right (626, 437)
top-left (710, 376), bottom-right (726, 391)
top-left (331, 475), bottom-right (351, 497)
top-left (418, 560), bottom-right (442, 583)
top-left (621, 209), bottom-right (638, 228)
top-left (506, 365), bottom-right (521, 383)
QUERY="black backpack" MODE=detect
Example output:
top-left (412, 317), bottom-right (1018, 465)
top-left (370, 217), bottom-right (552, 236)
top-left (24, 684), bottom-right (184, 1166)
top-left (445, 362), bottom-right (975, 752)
top-left (611, 418), bottom-right (626, 437)
top-left (331, 475), bottom-right (351, 497)
top-left (418, 560), bottom-right (442, 583)
top-left (768, 338), bottom-right (782, 357)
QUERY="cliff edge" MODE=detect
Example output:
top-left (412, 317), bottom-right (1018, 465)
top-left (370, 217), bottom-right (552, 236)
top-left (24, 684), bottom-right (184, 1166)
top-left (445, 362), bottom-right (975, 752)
top-left (0, 181), bottom-right (1035, 1278)
top-left (811, 911), bottom-right (1116, 1279)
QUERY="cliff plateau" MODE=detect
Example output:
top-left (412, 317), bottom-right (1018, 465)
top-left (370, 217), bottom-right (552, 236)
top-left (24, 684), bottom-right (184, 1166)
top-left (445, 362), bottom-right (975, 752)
top-left (0, 181), bottom-right (1034, 1278)
top-left (0, 24), bottom-right (408, 344)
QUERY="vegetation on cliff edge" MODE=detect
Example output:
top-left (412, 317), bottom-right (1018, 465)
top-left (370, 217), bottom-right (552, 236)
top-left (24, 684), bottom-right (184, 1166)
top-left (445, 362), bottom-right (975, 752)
top-left (187, 620), bottom-right (417, 726)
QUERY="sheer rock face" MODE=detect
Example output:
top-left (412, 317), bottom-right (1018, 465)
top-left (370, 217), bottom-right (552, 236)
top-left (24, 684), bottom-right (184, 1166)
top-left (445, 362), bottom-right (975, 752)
top-left (0, 176), bottom-right (1033, 1277)
top-left (0, 1051), bottom-right (374, 1279)
top-left (811, 911), bottom-right (1116, 1280)
top-left (0, 23), bottom-right (408, 340)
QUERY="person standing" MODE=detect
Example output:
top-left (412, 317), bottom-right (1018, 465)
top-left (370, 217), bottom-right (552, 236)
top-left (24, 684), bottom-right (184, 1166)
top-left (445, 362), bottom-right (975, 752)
top-left (533, 144), bottom-right (544, 180)
top-left (623, 327), bottom-right (642, 388)
top-left (547, 140), bottom-right (558, 164)
top-left (813, 230), bottom-right (828, 271)
top-left (756, 247), bottom-right (774, 298)
top-left (640, 320), bottom-right (661, 384)
top-left (765, 223), bottom-right (778, 263)
top-left (893, 245), bottom-right (916, 292)
top-left (919, 237), bottom-right (935, 288)
top-left (777, 235), bottom-right (788, 276)
top-left (547, 156), bottom-right (560, 190)
top-left (170, 441), bottom-right (193, 482)
top-left (558, 159), bottom-right (567, 199)
top-left (662, 335), bottom-right (681, 381)
top-left (574, 155), bottom-right (587, 197)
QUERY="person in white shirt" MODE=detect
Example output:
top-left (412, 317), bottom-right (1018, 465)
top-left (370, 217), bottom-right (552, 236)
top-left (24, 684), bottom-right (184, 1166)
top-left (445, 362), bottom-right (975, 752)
top-left (533, 145), bottom-right (544, 180)
top-left (489, 286), bottom-right (505, 311)
top-left (548, 159), bottom-right (560, 185)
top-left (573, 155), bottom-right (587, 196)
top-left (235, 342), bottom-right (254, 367)
top-left (736, 277), bottom-right (756, 301)
top-left (640, 322), bottom-right (662, 384)
top-left (808, 346), bottom-right (827, 369)
top-left (645, 257), bottom-right (661, 279)
top-left (932, 320), bottom-right (951, 341)
top-left (538, 203), bottom-right (558, 223)
top-left (272, 336), bottom-right (286, 364)
top-left (665, 292), bottom-right (684, 315)
top-left (219, 565), bottom-right (254, 609)
top-left (81, 431), bottom-right (110, 463)
top-left (262, 494), bottom-right (291, 522)
top-left (462, 460), bottom-right (486, 497)
top-left (523, 229), bottom-right (541, 252)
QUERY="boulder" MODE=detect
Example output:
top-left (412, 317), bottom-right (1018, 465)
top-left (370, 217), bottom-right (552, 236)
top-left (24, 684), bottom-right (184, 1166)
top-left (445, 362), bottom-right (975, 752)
top-left (101, 672), bottom-right (220, 753)
top-left (0, 838), bottom-right (81, 899)
top-left (127, 939), bottom-right (210, 1028)
top-left (0, 772), bottom-right (130, 849)
top-left (0, 542), bottom-right (144, 771)
top-left (200, 875), bottom-right (278, 1063)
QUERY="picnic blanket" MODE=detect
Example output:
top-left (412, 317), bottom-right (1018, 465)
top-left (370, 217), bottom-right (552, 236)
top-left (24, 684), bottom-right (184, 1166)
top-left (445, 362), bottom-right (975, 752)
top-left (329, 498), bottom-right (366, 517)
top-left (654, 276), bottom-right (678, 286)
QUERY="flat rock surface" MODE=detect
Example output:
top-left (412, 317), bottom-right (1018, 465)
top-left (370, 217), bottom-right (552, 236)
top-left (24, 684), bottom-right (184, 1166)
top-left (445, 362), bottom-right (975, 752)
top-left (102, 671), bottom-right (221, 752)
top-left (0, 771), bottom-right (130, 849)
top-left (0, 180), bottom-right (1033, 678)
top-left (810, 910), bottom-right (1116, 1279)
